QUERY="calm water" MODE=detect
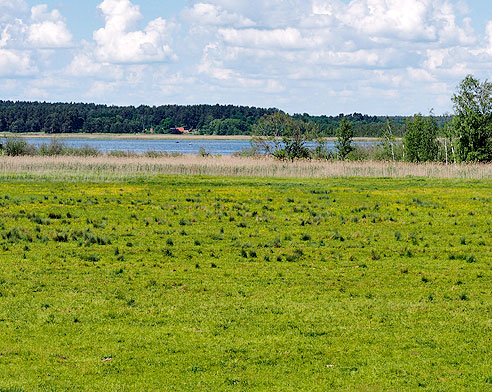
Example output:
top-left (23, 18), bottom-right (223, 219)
top-left (24, 138), bottom-right (375, 155)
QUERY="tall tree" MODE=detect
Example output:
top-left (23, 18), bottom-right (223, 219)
top-left (404, 114), bottom-right (439, 162)
top-left (379, 117), bottom-right (397, 161)
top-left (335, 117), bottom-right (354, 160)
top-left (452, 75), bottom-right (492, 162)
top-left (252, 112), bottom-right (313, 160)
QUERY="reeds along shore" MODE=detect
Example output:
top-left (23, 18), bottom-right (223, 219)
top-left (1, 155), bottom-right (492, 180)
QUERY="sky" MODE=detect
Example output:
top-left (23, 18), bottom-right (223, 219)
top-left (1, 0), bottom-right (492, 115)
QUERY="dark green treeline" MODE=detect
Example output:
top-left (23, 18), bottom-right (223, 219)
top-left (0, 100), bottom-right (450, 137)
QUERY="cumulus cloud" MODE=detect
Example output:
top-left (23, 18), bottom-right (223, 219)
top-left (93, 0), bottom-right (177, 63)
top-left (186, 0), bottom-right (489, 113)
top-left (218, 27), bottom-right (322, 50)
top-left (486, 21), bottom-right (492, 54)
top-left (182, 3), bottom-right (255, 27)
top-left (66, 53), bottom-right (124, 80)
top-left (189, 0), bottom-right (311, 27)
top-left (0, 0), bottom-right (27, 22)
top-left (2, 0), bottom-right (492, 114)
top-left (0, 48), bottom-right (36, 76)
top-left (27, 4), bottom-right (73, 48)
top-left (0, 3), bottom-right (72, 77)
top-left (0, 3), bottom-right (72, 50)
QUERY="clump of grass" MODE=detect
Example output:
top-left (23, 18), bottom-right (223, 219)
top-left (371, 249), bottom-right (381, 260)
top-left (53, 232), bottom-right (69, 242)
top-left (4, 227), bottom-right (32, 243)
top-left (460, 293), bottom-right (470, 301)
top-left (467, 255), bottom-right (477, 263)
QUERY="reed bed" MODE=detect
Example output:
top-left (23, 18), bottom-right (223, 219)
top-left (1, 155), bottom-right (492, 181)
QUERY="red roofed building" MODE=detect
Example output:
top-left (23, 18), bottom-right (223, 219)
top-left (170, 127), bottom-right (191, 134)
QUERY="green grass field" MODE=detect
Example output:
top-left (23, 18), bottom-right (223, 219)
top-left (1, 175), bottom-right (492, 391)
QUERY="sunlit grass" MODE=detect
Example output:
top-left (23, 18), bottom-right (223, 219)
top-left (0, 176), bottom-right (492, 390)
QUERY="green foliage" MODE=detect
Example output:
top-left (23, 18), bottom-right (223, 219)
top-left (252, 113), bottom-right (314, 160)
top-left (206, 118), bottom-right (250, 135)
top-left (0, 101), bottom-right (278, 135)
top-left (4, 138), bottom-right (35, 156)
top-left (293, 112), bottom-right (410, 137)
top-left (0, 101), bottom-right (457, 138)
top-left (404, 114), bottom-right (440, 162)
top-left (1, 138), bottom-right (100, 157)
top-left (335, 117), bottom-right (354, 160)
top-left (452, 75), bottom-right (492, 162)
top-left (377, 117), bottom-right (404, 161)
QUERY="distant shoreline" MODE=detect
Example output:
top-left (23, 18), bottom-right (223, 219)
top-left (1, 132), bottom-right (381, 142)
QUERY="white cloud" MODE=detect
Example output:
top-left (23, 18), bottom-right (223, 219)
top-left (93, 0), bottom-right (177, 63)
top-left (0, 0), bottom-right (27, 22)
top-left (182, 3), bottom-right (255, 27)
top-left (0, 3), bottom-right (71, 77)
top-left (218, 27), bottom-right (321, 50)
top-left (1, 0), bottom-right (492, 115)
top-left (0, 48), bottom-right (36, 76)
top-left (486, 21), bottom-right (492, 55)
top-left (185, 0), bottom-right (489, 114)
top-left (0, 4), bottom-right (72, 49)
top-left (27, 5), bottom-right (73, 48)
top-left (66, 53), bottom-right (124, 80)
top-left (191, 0), bottom-right (311, 27)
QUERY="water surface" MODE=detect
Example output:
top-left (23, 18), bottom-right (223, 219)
top-left (24, 138), bottom-right (375, 155)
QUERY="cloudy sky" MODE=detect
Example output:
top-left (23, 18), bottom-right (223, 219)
top-left (1, 0), bottom-right (492, 115)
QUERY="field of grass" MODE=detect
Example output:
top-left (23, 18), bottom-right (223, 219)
top-left (1, 175), bottom-right (492, 391)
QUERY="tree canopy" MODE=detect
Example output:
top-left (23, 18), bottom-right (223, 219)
top-left (451, 75), bottom-right (492, 162)
top-left (0, 101), bottom-right (278, 135)
top-left (335, 117), bottom-right (354, 160)
top-left (404, 114), bottom-right (440, 162)
top-left (0, 100), bottom-right (446, 137)
top-left (252, 113), bottom-right (315, 160)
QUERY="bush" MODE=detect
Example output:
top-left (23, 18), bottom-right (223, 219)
top-left (4, 137), bottom-right (36, 156)
top-left (232, 146), bottom-right (261, 158)
top-left (70, 144), bottom-right (100, 157)
top-left (39, 139), bottom-right (65, 156)
top-left (108, 150), bottom-right (137, 158)
top-left (312, 142), bottom-right (334, 160)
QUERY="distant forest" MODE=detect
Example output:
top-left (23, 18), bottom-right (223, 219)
top-left (0, 101), bottom-right (451, 137)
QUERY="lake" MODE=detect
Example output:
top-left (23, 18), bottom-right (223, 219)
top-left (23, 138), bottom-right (376, 155)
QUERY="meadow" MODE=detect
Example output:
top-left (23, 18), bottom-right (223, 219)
top-left (0, 173), bottom-right (492, 391)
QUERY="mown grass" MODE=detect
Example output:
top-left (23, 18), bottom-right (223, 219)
top-left (0, 176), bottom-right (491, 391)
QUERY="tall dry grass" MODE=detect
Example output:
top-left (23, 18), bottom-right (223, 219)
top-left (1, 155), bottom-right (492, 181)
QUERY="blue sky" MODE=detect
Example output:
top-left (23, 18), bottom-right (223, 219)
top-left (1, 0), bottom-right (492, 115)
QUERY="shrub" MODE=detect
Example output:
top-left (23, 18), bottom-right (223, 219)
top-left (39, 139), bottom-right (65, 156)
top-left (233, 146), bottom-right (261, 158)
top-left (5, 137), bottom-right (36, 156)
top-left (71, 144), bottom-right (100, 157)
